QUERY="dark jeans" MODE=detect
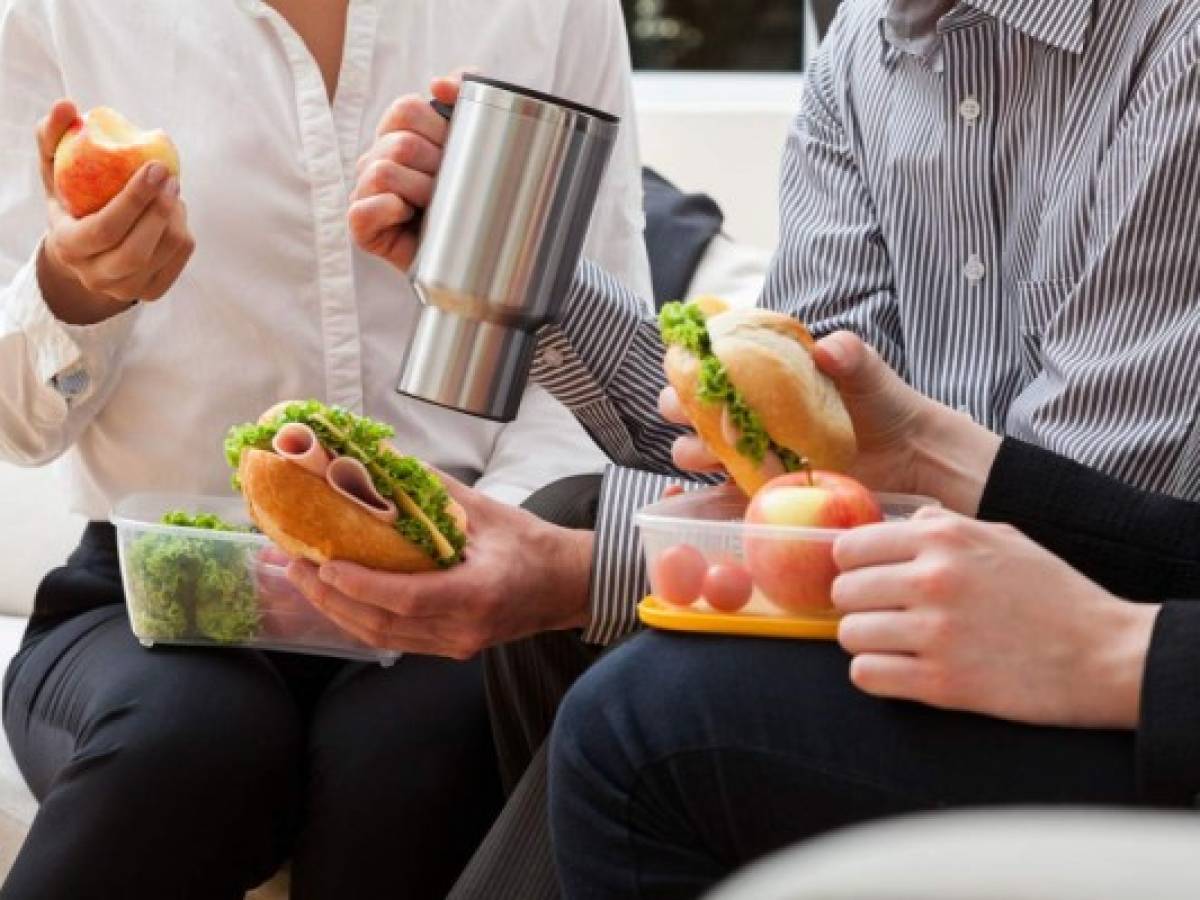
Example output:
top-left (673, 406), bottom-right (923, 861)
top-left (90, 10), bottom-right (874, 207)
top-left (2, 524), bottom-right (503, 900)
top-left (549, 632), bottom-right (1146, 900)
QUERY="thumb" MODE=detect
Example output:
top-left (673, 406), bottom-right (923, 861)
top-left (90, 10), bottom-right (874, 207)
top-left (431, 67), bottom-right (478, 105)
top-left (813, 332), bottom-right (895, 398)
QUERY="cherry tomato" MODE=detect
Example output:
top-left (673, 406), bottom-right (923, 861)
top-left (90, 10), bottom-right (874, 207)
top-left (653, 544), bottom-right (707, 607)
top-left (702, 562), bottom-right (754, 613)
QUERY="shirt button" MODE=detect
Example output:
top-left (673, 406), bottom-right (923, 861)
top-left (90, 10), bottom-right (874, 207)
top-left (542, 347), bottom-right (565, 368)
top-left (959, 97), bottom-right (982, 123)
top-left (963, 255), bottom-right (986, 284)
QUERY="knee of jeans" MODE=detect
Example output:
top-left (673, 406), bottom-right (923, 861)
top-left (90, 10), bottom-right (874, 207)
top-left (551, 633), bottom-right (684, 792)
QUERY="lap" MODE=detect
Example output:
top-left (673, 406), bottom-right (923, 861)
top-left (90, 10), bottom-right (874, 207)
top-left (555, 631), bottom-right (1140, 816)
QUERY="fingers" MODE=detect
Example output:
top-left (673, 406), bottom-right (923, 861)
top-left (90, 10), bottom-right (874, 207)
top-left (37, 100), bottom-right (80, 193)
top-left (315, 561), bottom-right (442, 617)
top-left (288, 560), bottom-right (465, 656)
top-left (50, 183), bottom-right (192, 302)
top-left (837, 610), bottom-right (926, 654)
top-left (671, 435), bottom-right (724, 472)
top-left (847, 653), bottom-right (933, 702)
top-left (356, 131), bottom-right (443, 181)
top-left (832, 520), bottom-right (924, 572)
top-left (831, 562), bottom-right (917, 612)
top-left (353, 157), bottom-right (435, 209)
top-left (58, 163), bottom-right (173, 256)
top-left (431, 67), bottom-right (477, 105)
top-left (811, 331), bottom-right (868, 380)
top-left (373, 93), bottom-right (451, 143)
top-left (658, 386), bottom-right (689, 425)
top-left (347, 193), bottom-right (418, 265)
top-left (661, 484), bottom-right (685, 500)
top-left (138, 224), bottom-right (196, 300)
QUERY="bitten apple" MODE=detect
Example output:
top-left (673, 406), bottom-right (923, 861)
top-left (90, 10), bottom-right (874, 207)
top-left (744, 471), bottom-right (882, 613)
top-left (53, 107), bottom-right (180, 218)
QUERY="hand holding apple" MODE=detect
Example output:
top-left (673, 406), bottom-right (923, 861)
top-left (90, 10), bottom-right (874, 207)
top-left (744, 471), bottom-right (883, 613)
top-left (36, 100), bottom-right (194, 325)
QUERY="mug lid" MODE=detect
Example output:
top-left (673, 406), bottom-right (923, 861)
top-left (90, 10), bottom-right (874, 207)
top-left (462, 74), bottom-right (620, 124)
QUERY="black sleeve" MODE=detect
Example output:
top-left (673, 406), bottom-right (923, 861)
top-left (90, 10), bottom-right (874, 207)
top-left (976, 438), bottom-right (1200, 599)
top-left (1138, 601), bottom-right (1200, 805)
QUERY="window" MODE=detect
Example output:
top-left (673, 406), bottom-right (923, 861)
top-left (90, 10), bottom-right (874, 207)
top-left (623, 0), bottom-right (809, 71)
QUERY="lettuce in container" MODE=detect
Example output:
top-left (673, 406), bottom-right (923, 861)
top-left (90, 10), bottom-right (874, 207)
top-left (125, 511), bottom-right (260, 643)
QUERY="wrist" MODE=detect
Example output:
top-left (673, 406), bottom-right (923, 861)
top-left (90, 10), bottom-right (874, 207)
top-left (537, 521), bottom-right (594, 632)
top-left (37, 240), bottom-right (134, 326)
top-left (912, 401), bottom-right (1002, 516)
top-left (1075, 598), bottom-right (1159, 730)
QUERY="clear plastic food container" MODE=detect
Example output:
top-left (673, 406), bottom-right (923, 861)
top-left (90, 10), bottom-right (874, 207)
top-left (636, 485), bottom-right (936, 637)
top-left (113, 493), bottom-right (399, 666)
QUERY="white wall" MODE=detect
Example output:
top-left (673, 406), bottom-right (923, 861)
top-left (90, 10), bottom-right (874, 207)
top-left (633, 73), bottom-right (800, 251)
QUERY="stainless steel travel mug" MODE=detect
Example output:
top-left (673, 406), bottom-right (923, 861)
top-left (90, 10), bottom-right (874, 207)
top-left (397, 74), bottom-right (620, 422)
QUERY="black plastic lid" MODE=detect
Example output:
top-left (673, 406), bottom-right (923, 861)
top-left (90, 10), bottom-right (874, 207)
top-left (463, 74), bottom-right (620, 124)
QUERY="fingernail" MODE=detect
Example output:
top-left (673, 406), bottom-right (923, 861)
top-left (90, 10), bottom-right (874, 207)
top-left (821, 336), bottom-right (848, 370)
top-left (318, 565), bottom-right (338, 585)
top-left (164, 176), bottom-right (180, 198)
top-left (146, 163), bottom-right (168, 186)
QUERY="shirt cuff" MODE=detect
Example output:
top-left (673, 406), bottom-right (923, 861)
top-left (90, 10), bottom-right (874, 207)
top-left (582, 464), bottom-right (701, 646)
top-left (1137, 601), bottom-right (1200, 806)
top-left (3, 250), bottom-right (139, 404)
top-left (532, 258), bottom-right (651, 402)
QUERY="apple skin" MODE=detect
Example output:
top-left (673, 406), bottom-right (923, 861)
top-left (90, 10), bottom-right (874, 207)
top-left (744, 472), bottom-right (883, 613)
top-left (53, 107), bottom-right (180, 218)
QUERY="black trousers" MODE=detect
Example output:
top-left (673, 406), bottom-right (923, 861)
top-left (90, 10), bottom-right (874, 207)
top-left (1, 524), bottom-right (503, 900)
top-left (549, 632), bottom-right (1150, 899)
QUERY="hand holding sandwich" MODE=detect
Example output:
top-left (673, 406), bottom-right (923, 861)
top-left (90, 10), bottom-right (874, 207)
top-left (662, 316), bottom-right (1001, 517)
top-left (285, 477), bottom-right (595, 659)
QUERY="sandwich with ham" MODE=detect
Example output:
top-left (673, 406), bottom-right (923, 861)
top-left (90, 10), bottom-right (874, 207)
top-left (224, 401), bottom-right (467, 572)
top-left (660, 298), bottom-right (857, 496)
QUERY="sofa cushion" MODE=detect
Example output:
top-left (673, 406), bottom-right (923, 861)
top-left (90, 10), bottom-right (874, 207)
top-left (0, 463), bottom-right (85, 617)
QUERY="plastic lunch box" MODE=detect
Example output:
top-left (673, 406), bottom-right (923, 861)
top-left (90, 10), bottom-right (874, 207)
top-left (112, 493), bottom-right (399, 666)
top-left (636, 485), bottom-right (936, 639)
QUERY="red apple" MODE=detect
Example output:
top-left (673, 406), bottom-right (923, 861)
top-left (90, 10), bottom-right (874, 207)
top-left (744, 471), bottom-right (882, 613)
top-left (53, 107), bottom-right (180, 218)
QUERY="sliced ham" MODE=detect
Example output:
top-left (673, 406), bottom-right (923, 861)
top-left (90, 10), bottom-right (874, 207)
top-left (325, 456), bottom-right (399, 523)
top-left (272, 423), bottom-right (331, 477)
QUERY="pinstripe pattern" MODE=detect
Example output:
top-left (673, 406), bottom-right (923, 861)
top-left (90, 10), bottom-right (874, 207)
top-left (532, 0), bottom-right (1200, 645)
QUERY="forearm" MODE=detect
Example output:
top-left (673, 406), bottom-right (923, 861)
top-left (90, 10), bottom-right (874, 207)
top-left (534, 261), bottom-right (691, 475)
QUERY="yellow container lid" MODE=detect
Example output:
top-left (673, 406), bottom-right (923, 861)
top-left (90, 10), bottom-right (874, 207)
top-left (639, 596), bottom-right (840, 641)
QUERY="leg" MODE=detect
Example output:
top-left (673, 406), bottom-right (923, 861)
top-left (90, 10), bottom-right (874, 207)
top-left (447, 474), bottom-right (605, 900)
top-left (290, 654), bottom-right (503, 900)
top-left (484, 472), bottom-right (605, 788)
top-left (549, 633), bottom-right (1140, 900)
top-left (2, 606), bottom-right (304, 900)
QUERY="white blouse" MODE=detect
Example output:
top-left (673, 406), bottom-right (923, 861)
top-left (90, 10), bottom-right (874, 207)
top-left (0, 0), bottom-right (652, 515)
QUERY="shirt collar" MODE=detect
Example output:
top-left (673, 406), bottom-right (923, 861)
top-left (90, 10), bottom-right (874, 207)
top-left (878, 0), bottom-right (1094, 66)
top-left (966, 0), bottom-right (1094, 54)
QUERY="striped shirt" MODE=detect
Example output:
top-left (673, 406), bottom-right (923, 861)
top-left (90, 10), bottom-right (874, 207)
top-left (533, 0), bottom-right (1200, 644)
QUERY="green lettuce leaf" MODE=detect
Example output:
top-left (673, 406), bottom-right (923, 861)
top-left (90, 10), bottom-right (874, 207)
top-left (126, 513), bottom-right (260, 644)
top-left (661, 301), bottom-right (806, 472)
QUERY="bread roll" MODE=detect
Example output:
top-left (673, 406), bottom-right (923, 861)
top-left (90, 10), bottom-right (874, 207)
top-left (239, 449), bottom-right (441, 573)
top-left (665, 309), bottom-right (856, 496)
